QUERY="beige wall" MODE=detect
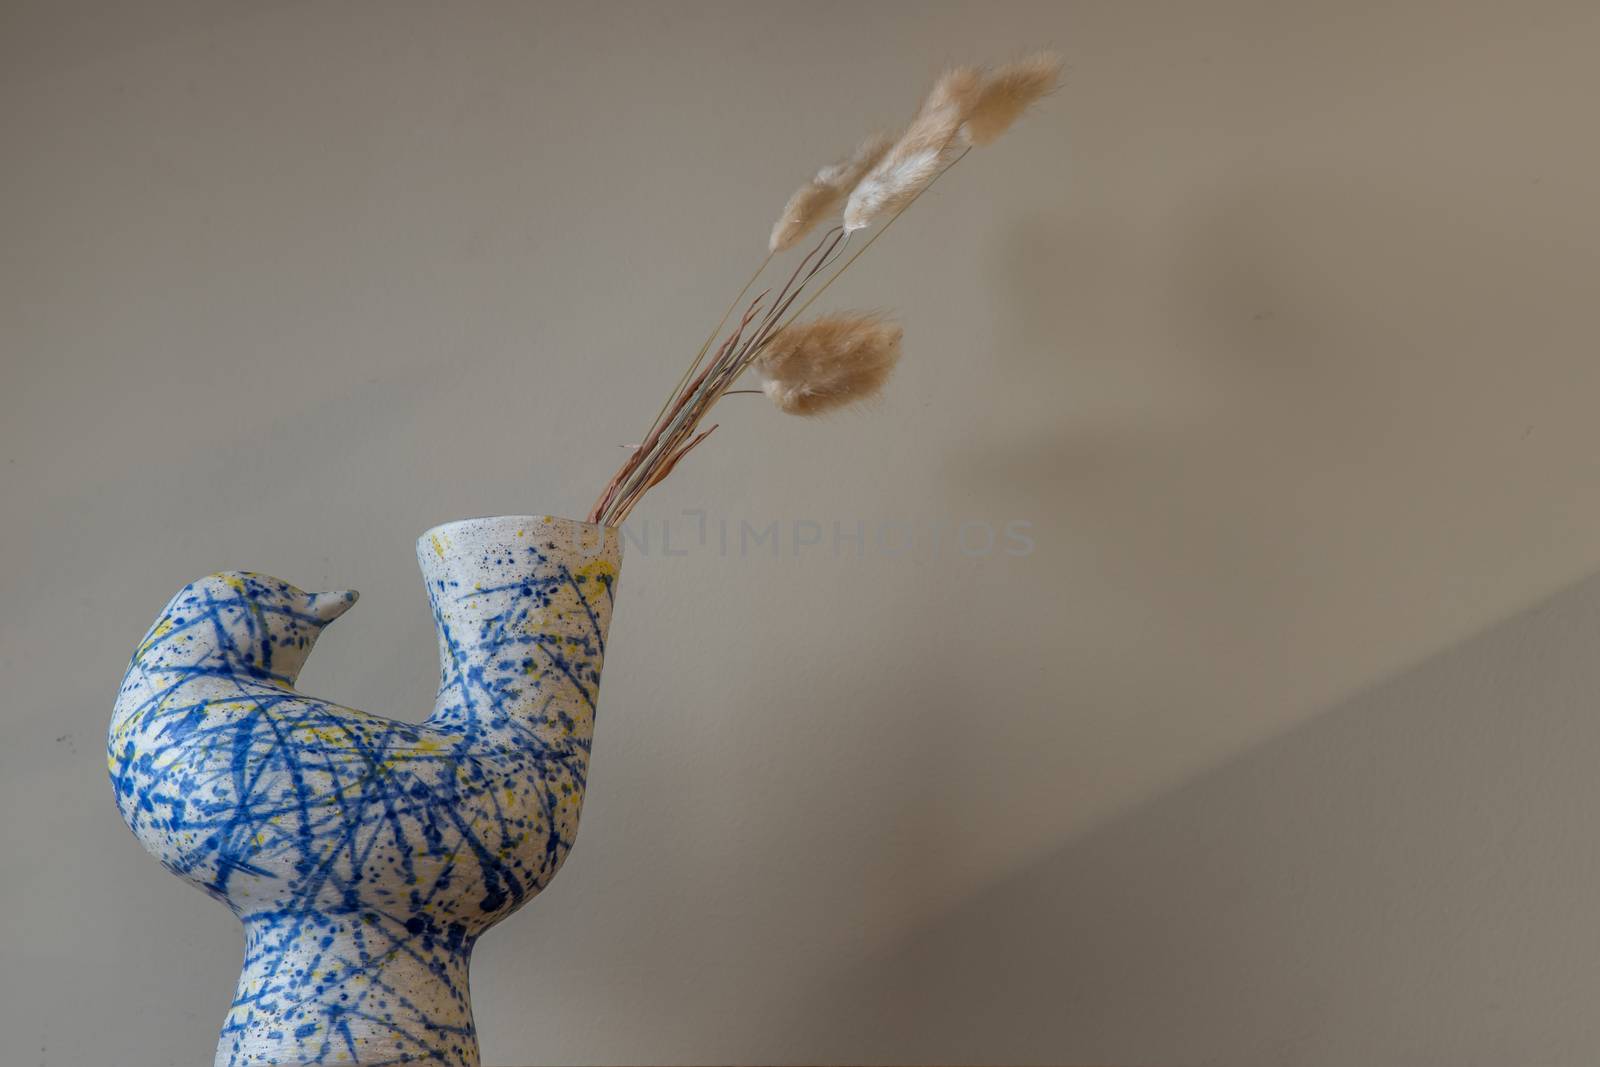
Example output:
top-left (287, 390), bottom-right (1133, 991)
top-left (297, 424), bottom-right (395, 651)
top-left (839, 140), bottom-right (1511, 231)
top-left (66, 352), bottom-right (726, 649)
top-left (6, 2), bottom-right (1600, 1064)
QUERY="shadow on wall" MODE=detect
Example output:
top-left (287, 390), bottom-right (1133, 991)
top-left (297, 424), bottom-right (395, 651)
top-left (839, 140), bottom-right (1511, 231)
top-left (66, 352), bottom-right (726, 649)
top-left (779, 567), bottom-right (1600, 1067)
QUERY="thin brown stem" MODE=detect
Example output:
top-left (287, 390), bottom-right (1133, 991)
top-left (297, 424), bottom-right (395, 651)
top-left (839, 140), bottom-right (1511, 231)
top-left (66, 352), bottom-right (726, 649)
top-left (597, 296), bottom-right (767, 523)
top-left (648, 251), bottom-right (773, 437)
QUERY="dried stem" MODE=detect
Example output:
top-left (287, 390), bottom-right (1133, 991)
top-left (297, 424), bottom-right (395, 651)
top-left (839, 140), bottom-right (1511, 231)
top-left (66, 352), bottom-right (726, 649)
top-left (649, 251), bottom-right (773, 442)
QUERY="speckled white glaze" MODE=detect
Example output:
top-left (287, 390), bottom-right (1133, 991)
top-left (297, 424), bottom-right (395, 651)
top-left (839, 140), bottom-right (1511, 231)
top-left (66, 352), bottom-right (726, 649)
top-left (110, 515), bottom-right (621, 1066)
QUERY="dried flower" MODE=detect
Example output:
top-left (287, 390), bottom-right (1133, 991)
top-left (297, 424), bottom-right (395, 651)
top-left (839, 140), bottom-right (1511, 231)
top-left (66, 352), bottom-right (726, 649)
top-left (770, 133), bottom-right (893, 253)
top-left (589, 50), bottom-right (1059, 524)
top-left (962, 53), bottom-right (1062, 146)
top-left (843, 66), bottom-right (982, 232)
top-left (755, 312), bottom-right (903, 415)
top-left (924, 65), bottom-right (983, 116)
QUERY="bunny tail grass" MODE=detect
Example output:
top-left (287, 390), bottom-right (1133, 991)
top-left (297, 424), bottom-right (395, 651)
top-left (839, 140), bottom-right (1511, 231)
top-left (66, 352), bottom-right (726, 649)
top-left (843, 66), bottom-right (980, 232)
top-left (770, 133), bottom-right (893, 253)
top-left (755, 312), bottom-right (903, 416)
top-left (963, 53), bottom-right (1063, 146)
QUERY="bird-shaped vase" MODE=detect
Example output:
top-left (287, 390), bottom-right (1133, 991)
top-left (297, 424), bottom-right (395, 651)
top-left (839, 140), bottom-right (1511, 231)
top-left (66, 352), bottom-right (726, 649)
top-left (109, 515), bottom-right (621, 1067)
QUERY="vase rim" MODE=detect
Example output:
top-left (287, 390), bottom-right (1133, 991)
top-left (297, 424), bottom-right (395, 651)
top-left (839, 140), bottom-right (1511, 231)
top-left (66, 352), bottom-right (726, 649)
top-left (418, 513), bottom-right (613, 543)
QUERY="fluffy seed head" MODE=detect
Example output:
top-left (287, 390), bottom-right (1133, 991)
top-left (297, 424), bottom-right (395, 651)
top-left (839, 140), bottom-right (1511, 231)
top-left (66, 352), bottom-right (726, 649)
top-left (963, 53), bottom-right (1062, 146)
top-left (924, 65), bottom-right (983, 116)
top-left (755, 312), bottom-right (904, 416)
top-left (770, 133), bottom-right (894, 252)
top-left (843, 66), bottom-right (983, 232)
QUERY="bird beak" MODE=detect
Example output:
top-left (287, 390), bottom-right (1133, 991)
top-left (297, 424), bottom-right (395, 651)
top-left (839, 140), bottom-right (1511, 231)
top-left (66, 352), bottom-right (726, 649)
top-left (307, 589), bottom-right (359, 624)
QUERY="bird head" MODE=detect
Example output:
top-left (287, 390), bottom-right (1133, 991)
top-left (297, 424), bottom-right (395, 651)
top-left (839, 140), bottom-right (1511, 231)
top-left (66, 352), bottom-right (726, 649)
top-left (136, 571), bottom-right (358, 687)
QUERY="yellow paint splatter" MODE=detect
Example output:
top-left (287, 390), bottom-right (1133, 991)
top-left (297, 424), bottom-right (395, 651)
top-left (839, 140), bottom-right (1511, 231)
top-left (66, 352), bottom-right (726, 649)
top-left (575, 558), bottom-right (618, 583)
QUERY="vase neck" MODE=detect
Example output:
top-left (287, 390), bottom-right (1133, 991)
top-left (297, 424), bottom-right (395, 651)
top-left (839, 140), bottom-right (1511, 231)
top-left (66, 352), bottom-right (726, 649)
top-left (220, 914), bottom-right (477, 1067)
top-left (417, 516), bottom-right (621, 741)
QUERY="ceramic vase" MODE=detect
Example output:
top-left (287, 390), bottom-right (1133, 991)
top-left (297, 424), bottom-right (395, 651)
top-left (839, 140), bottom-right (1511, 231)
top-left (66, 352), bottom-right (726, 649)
top-left (109, 515), bottom-right (621, 1067)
